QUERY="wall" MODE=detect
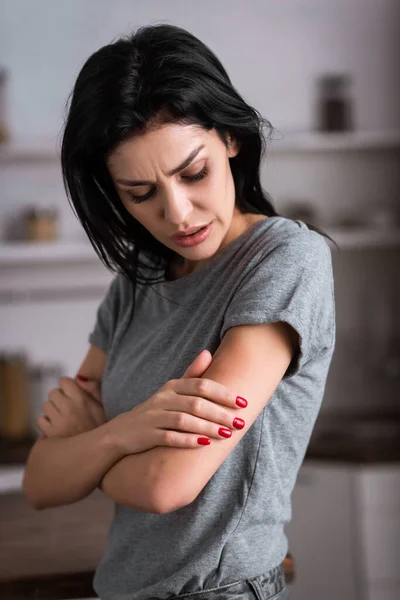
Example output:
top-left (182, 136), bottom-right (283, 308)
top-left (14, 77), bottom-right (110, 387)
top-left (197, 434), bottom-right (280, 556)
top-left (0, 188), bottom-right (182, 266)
top-left (1, 0), bottom-right (399, 237)
top-left (1, 0), bottom-right (400, 141)
top-left (0, 0), bottom-right (399, 414)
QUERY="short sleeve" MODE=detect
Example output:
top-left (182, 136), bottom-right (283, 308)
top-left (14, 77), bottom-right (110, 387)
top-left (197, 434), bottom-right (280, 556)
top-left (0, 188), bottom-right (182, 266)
top-left (88, 275), bottom-right (123, 354)
top-left (220, 231), bottom-right (335, 378)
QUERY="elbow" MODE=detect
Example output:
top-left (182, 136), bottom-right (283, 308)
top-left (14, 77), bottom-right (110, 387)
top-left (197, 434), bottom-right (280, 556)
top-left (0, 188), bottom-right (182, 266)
top-left (22, 474), bottom-right (46, 511)
top-left (150, 480), bottom-right (197, 515)
top-left (26, 498), bottom-right (47, 511)
top-left (22, 468), bottom-right (60, 511)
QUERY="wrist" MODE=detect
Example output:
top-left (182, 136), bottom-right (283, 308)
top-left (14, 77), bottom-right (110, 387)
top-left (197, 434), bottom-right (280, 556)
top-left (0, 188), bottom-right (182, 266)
top-left (97, 418), bottom-right (126, 462)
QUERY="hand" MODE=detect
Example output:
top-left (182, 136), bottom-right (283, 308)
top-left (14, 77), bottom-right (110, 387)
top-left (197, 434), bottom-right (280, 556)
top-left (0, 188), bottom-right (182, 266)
top-left (36, 376), bottom-right (107, 439)
top-left (106, 349), bottom-right (247, 455)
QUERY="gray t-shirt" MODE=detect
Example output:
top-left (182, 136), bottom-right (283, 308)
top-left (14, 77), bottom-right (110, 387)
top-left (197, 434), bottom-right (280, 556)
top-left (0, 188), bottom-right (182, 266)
top-left (89, 216), bottom-right (335, 600)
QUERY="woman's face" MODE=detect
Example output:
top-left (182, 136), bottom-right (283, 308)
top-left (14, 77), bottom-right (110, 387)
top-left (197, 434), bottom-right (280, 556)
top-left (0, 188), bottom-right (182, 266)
top-left (107, 123), bottom-right (248, 274)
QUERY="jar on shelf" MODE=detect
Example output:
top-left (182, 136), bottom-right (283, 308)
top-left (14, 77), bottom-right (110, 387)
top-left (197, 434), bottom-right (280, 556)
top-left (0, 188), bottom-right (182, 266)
top-left (0, 67), bottom-right (10, 145)
top-left (28, 363), bottom-right (64, 437)
top-left (315, 74), bottom-right (353, 132)
top-left (23, 207), bottom-right (59, 241)
top-left (0, 352), bottom-right (32, 440)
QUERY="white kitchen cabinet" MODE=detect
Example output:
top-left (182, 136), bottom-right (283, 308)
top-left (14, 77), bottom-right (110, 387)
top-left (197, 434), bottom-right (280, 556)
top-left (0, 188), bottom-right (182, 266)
top-left (286, 461), bottom-right (400, 600)
top-left (365, 583), bottom-right (400, 600)
top-left (286, 462), bottom-right (358, 600)
top-left (0, 249), bottom-right (113, 375)
top-left (356, 466), bottom-right (400, 600)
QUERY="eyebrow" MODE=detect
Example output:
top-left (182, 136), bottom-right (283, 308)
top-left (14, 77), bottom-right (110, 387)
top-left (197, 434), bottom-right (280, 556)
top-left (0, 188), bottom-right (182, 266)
top-left (116, 144), bottom-right (206, 187)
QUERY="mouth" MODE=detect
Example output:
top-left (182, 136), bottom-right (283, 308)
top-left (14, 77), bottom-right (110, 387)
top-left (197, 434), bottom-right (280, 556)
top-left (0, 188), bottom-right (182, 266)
top-left (171, 223), bottom-right (210, 240)
top-left (171, 222), bottom-right (213, 247)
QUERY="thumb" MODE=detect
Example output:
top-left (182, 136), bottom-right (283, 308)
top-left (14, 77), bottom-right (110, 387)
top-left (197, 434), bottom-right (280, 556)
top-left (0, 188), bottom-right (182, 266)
top-left (182, 349), bottom-right (213, 379)
top-left (75, 375), bottom-right (102, 403)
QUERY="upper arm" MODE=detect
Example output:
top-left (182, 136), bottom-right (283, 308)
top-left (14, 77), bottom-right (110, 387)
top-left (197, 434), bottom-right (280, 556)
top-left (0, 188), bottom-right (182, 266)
top-left (151, 320), bottom-right (297, 513)
top-left (75, 343), bottom-right (107, 384)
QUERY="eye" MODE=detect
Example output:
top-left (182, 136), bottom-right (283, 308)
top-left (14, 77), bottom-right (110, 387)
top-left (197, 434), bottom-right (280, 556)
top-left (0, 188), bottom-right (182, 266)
top-left (183, 165), bottom-right (209, 182)
top-left (129, 166), bottom-right (209, 204)
top-left (129, 189), bottom-right (154, 204)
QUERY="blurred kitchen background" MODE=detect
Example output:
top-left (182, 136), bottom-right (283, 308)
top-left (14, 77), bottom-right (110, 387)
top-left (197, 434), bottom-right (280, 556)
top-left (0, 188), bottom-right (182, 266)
top-left (0, 1), bottom-right (399, 599)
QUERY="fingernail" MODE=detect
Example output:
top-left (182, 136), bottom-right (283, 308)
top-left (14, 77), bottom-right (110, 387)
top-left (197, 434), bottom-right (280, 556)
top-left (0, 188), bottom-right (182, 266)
top-left (236, 396), bottom-right (247, 408)
top-left (218, 427), bottom-right (232, 439)
top-left (76, 375), bottom-right (88, 381)
top-left (197, 437), bottom-right (211, 446)
top-left (232, 418), bottom-right (245, 430)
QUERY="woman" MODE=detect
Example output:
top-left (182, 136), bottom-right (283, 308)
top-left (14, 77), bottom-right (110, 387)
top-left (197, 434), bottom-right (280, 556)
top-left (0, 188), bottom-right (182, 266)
top-left (23, 24), bottom-right (336, 600)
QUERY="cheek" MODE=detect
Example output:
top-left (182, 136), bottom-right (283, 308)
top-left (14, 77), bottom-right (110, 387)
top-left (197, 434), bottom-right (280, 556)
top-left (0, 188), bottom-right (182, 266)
top-left (207, 168), bottom-right (227, 198)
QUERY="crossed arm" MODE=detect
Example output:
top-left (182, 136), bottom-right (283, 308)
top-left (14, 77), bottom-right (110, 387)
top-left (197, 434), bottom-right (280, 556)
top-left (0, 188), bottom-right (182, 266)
top-left (23, 321), bottom-right (297, 513)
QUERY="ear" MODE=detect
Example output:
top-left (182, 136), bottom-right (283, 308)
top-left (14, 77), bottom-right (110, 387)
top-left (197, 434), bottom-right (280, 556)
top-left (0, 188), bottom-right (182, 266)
top-left (227, 135), bottom-right (241, 159)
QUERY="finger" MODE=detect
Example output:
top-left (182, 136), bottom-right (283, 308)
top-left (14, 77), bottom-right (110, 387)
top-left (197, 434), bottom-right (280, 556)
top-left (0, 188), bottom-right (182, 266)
top-left (182, 350), bottom-right (213, 379)
top-left (74, 377), bottom-right (102, 403)
top-left (48, 388), bottom-right (69, 415)
top-left (171, 378), bottom-right (246, 409)
top-left (50, 399), bottom-right (62, 413)
top-left (48, 387), bottom-right (64, 413)
top-left (157, 429), bottom-right (212, 449)
top-left (36, 415), bottom-right (52, 435)
top-left (84, 396), bottom-right (107, 424)
top-left (166, 397), bottom-right (244, 432)
top-left (58, 375), bottom-right (85, 398)
top-left (164, 411), bottom-right (233, 440)
top-left (42, 399), bottom-right (63, 422)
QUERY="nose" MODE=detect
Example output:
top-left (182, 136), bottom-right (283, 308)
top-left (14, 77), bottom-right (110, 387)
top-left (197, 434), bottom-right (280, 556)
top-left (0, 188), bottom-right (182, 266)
top-left (162, 186), bottom-right (193, 226)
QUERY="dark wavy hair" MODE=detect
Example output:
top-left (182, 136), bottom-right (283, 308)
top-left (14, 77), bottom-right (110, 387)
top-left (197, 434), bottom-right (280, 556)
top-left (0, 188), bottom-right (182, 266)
top-left (61, 23), bottom-right (334, 298)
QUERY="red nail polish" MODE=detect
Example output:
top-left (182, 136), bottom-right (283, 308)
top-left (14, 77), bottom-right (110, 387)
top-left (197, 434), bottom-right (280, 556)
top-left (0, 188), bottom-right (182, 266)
top-left (232, 418), bottom-right (245, 430)
top-left (236, 396), bottom-right (247, 408)
top-left (197, 437), bottom-right (211, 445)
top-left (77, 375), bottom-right (88, 381)
top-left (218, 427), bottom-right (232, 438)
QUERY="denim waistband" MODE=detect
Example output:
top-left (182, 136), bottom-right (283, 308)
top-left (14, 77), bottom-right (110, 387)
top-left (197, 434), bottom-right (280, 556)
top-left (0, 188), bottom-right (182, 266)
top-left (170, 564), bottom-right (288, 600)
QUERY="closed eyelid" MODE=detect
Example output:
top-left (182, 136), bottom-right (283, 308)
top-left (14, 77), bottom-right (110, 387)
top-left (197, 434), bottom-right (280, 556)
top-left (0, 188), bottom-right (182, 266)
top-left (120, 163), bottom-right (207, 192)
top-left (126, 164), bottom-right (208, 203)
top-left (115, 145), bottom-right (207, 188)
top-left (116, 156), bottom-right (208, 189)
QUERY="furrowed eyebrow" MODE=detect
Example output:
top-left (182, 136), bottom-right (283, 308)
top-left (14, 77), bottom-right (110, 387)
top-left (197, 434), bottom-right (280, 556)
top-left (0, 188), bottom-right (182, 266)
top-left (116, 144), bottom-right (206, 187)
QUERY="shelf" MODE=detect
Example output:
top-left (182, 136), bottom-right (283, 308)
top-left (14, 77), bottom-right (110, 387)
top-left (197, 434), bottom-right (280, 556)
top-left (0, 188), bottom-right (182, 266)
top-left (0, 465), bottom-right (25, 493)
top-left (268, 130), bottom-right (400, 153)
top-left (0, 240), bottom-right (100, 265)
top-left (1, 131), bottom-right (400, 163)
top-left (325, 227), bottom-right (400, 249)
top-left (0, 228), bottom-right (399, 267)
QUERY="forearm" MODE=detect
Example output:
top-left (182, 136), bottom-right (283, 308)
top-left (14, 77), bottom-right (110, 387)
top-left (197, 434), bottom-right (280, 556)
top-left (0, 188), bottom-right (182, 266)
top-left (23, 423), bottom-right (124, 510)
top-left (99, 450), bottom-right (161, 513)
top-left (99, 446), bottom-right (193, 514)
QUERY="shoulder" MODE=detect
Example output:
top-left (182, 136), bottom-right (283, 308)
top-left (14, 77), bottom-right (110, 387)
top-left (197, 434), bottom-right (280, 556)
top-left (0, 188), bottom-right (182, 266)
top-left (247, 217), bottom-right (333, 282)
top-left (108, 272), bottom-right (134, 296)
top-left (262, 216), bottom-right (331, 253)
top-left (220, 218), bottom-right (335, 362)
top-left (99, 272), bottom-right (135, 318)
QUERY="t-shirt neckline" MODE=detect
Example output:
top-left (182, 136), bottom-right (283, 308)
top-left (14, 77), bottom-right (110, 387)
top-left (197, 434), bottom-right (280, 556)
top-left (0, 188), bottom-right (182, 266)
top-left (156, 216), bottom-right (279, 290)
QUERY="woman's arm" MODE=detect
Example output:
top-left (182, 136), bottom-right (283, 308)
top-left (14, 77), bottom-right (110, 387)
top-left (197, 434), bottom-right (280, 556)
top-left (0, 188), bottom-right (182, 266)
top-left (23, 344), bottom-right (126, 509)
top-left (23, 424), bottom-right (124, 509)
top-left (99, 322), bottom-right (297, 514)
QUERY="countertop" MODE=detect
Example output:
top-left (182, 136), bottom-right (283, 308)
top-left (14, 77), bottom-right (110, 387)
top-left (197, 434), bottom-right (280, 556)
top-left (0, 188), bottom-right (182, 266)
top-left (307, 413), bottom-right (400, 463)
top-left (306, 437), bottom-right (400, 463)
top-left (0, 489), bottom-right (112, 599)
